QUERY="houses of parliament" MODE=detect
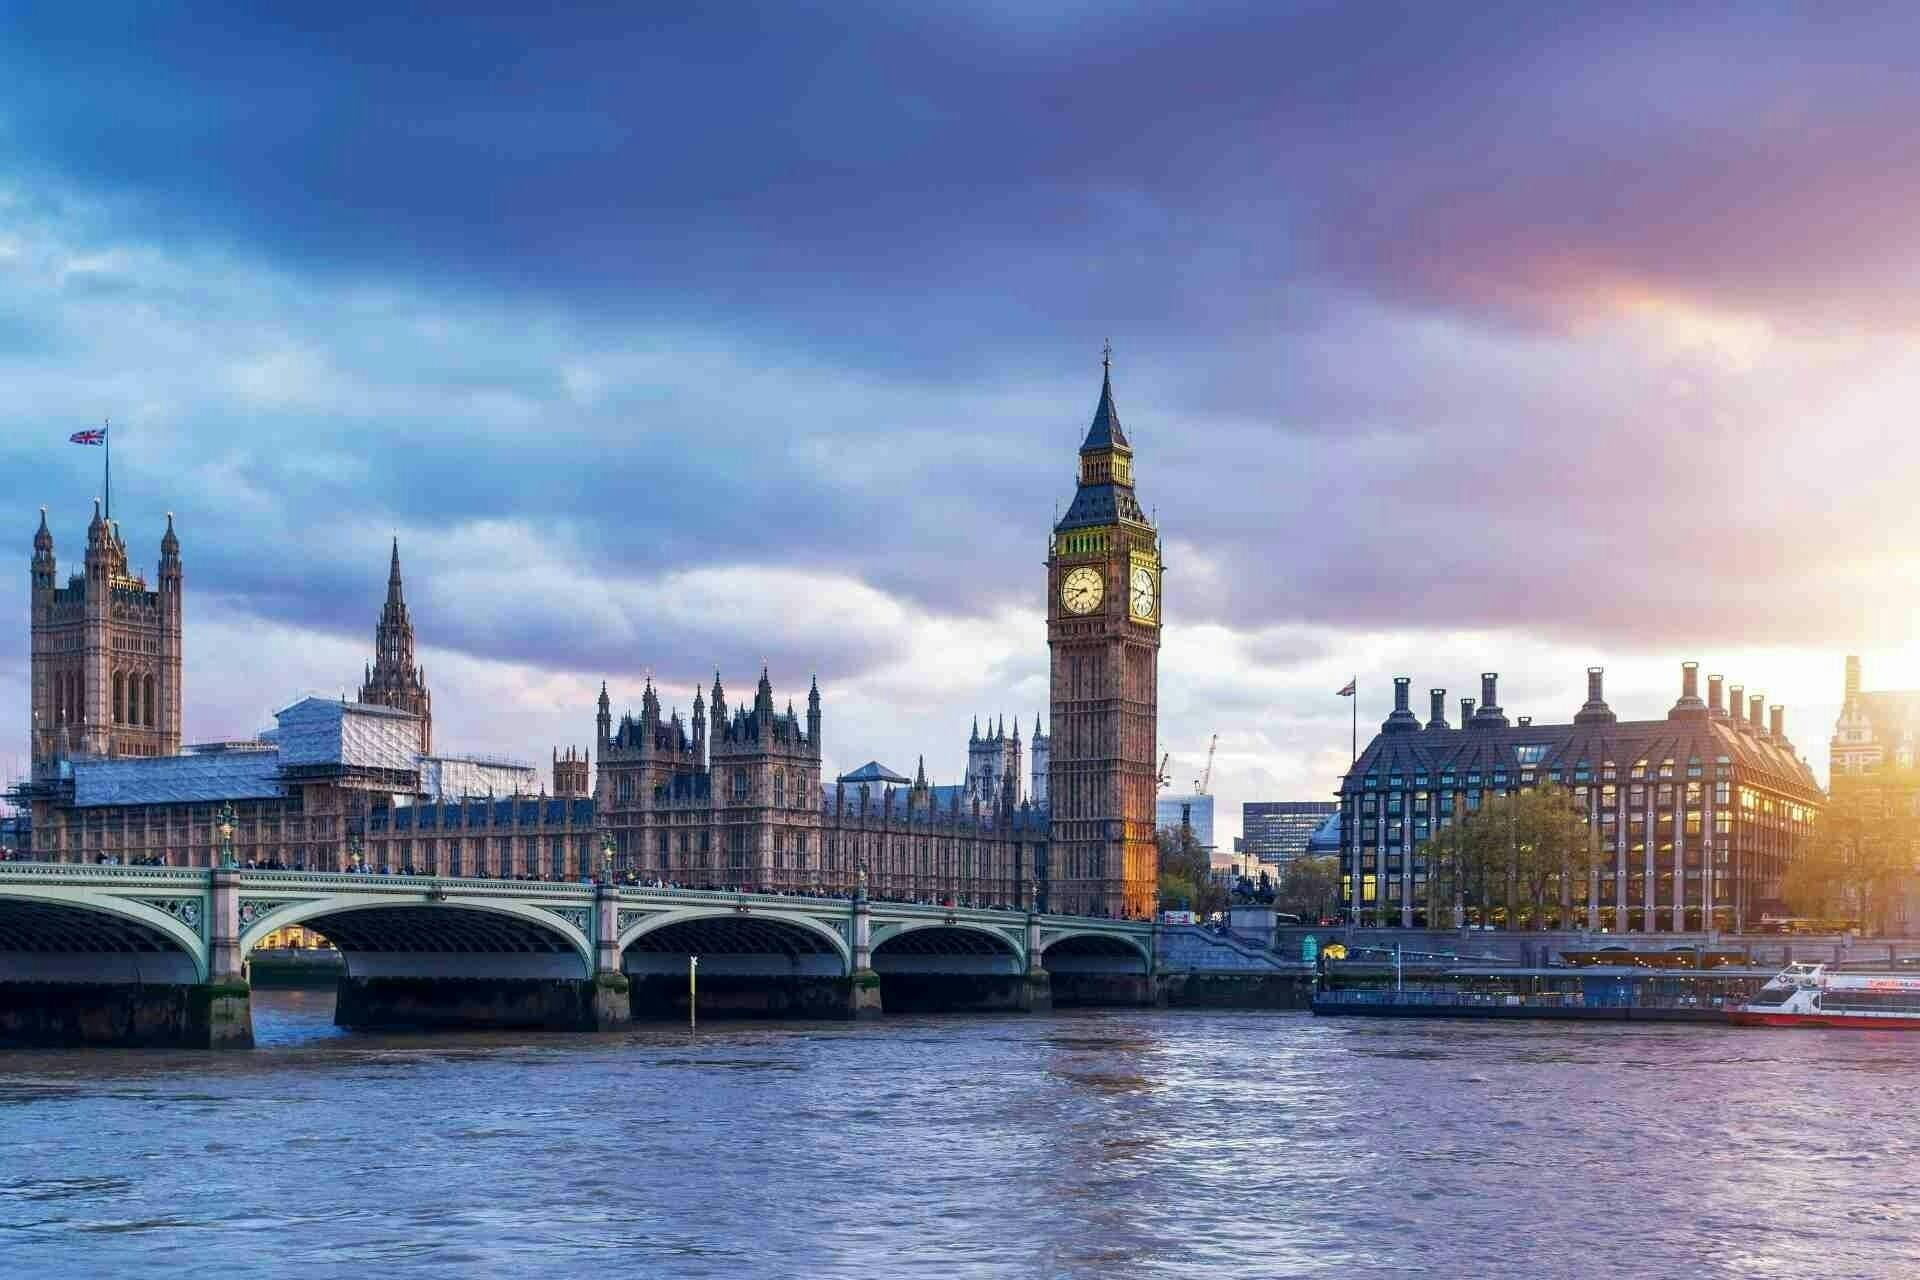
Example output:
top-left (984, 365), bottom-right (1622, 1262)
top-left (15, 361), bottom-right (1164, 918)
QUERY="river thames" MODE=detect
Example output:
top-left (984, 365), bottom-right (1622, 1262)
top-left (2, 991), bottom-right (1917, 1278)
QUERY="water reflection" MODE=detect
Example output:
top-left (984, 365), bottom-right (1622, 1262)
top-left (1, 991), bottom-right (1918, 1276)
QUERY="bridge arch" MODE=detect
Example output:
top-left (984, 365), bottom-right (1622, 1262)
top-left (0, 885), bottom-right (207, 983)
top-left (240, 895), bottom-right (593, 980)
top-left (1038, 929), bottom-right (1154, 974)
top-left (619, 908), bottom-right (851, 976)
top-left (870, 920), bottom-right (1026, 971)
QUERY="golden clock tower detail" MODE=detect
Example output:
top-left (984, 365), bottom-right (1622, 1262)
top-left (1047, 348), bottom-right (1161, 918)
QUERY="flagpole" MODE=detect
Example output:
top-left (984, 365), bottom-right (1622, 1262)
top-left (1350, 675), bottom-right (1357, 767)
top-left (103, 419), bottom-right (111, 523)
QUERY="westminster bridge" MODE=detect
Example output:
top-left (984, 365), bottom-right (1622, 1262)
top-left (0, 862), bottom-right (1162, 1048)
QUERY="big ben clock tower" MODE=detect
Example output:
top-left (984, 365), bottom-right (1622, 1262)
top-left (1047, 346), bottom-right (1161, 919)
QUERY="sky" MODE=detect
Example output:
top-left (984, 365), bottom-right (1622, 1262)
top-left (5, 2), bottom-right (1920, 848)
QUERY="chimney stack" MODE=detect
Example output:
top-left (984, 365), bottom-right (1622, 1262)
top-left (1670, 660), bottom-right (1707, 720)
top-left (1769, 705), bottom-right (1786, 742)
top-left (1708, 674), bottom-right (1725, 716)
top-left (1427, 688), bottom-right (1448, 731)
top-left (1517, 715), bottom-right (1533, 727)
top-left (1383, 676), bottom-right (1421, 733)
top-left (1469, 673), bottom-right (1509, 728)
top-left (1749, 693), bottom-right (1766, 734)
top-left (1575, 665), bottom-right (1617, 725)
top-left (1728, 684), bottom-right (1746, 730)
top-left (1461, 697), bottom-right (1476, 726)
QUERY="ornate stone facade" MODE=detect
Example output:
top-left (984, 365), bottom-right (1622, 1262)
top-left (965, 716), bottom-right (1023, 805)
top-left (589, 672), bottom-right (1045, 907)
top-left (357, 539), bottom-right (432, 754)
top-left (29, 500), bottom-right (183, 765)
top-left (1046, 353), bottom-right (1162, 918)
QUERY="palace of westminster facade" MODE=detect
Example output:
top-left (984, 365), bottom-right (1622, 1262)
top-left (14, 363), bottom-right (1165, 918)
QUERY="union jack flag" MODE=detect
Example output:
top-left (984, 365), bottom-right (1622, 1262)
top-left (70, 428), bottom-right (106, 446)
top-left (1337, 678), bottom-right (1356, 697)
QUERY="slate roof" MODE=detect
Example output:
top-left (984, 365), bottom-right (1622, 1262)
top-left (1345, 714), bottom-right (1821, 800)
top-left (837, 761), bottom-right (911, 785)
top-left (822, 780), bottom-right (1051, 832)
top-left (1056, 481), bottom-right (1146, 531)
top-left (1082, 366), bottom-right (1129, 450)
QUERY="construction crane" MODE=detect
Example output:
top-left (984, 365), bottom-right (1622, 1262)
top-left (1154, 752), bottom-right (1171, 791)
top-left (1194, 734), bottom-right (1218, 795)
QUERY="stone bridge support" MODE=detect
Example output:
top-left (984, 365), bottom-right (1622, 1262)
top-left (589, 883), bottom-right (632, 1031)
top-left (201, 866), bottom-right (255, 1048)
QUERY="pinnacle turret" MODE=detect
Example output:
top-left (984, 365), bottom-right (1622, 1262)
top-left (1081, 343), bottom-right (1130, 452)
top-left (387, 536), bottom-right (404, 605)
top-left (359, 539), bottom-right (431, 753)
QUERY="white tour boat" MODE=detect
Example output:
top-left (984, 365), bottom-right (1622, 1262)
top-left (1730, 962), bottom-right (1920, 1028)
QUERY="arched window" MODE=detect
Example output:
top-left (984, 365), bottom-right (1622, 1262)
top-left (129, 676), bottom-right (142, 729)
top-left (144, 675), bottom-right (156, 727)
top-left (732, 769), bottom-right (748, 802)
top-left (112, 672), bottom-right (124, 724)
top-left (772, 768), bottom-right (785, 807)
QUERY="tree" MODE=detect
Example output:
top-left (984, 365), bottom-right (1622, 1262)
top-left (1276, 855), bottom-right (1340, 922)
top-left (1414, 786), bottom-right (1602, 930)
top-left (1155, 824), bottom-right (1226, 916)
top-left (1783, 788), bottom-right (1918, 934)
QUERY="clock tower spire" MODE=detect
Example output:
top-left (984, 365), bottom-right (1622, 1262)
top-left (1046, 346), bottom-right (1161, 919)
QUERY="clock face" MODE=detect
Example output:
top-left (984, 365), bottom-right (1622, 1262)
top-left (1061, 566), bottom-right (1104, 614)
top-left (1130, 565), bottom-right (1156, 619)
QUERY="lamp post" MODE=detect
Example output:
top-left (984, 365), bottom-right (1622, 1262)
top-left (347, 832), bottom-right (364, 876)
top-left (600, 831), bottom-right (615, 884)
top-left (216, 801), bottom-right (238, 869)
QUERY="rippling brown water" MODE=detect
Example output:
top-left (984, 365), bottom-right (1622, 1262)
top-left (3, 990), bottom-right (1920, 1277)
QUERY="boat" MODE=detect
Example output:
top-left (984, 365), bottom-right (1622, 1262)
top-left (1730, 962), bottom-right (1920, 1028)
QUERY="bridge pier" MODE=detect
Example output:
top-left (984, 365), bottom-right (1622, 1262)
top-left (334, 976), bottom-right (623, 1031)
top-left (849, 892), bottom-right (883, 1020)
top-left (198, 865), bottom-right (255, 1048)
top-left (1048, 972), bottom-right (1160, 1006)
top-left (0, 981), bottom-right (254, 1049)
top-left (591, 885), bottom-right (633, 1031)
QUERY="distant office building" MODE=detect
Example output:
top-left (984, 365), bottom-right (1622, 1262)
top-left (1157, 792), bottom-right (1214, 849)
top-left (1242, 801), bottom-right (1339, 865)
